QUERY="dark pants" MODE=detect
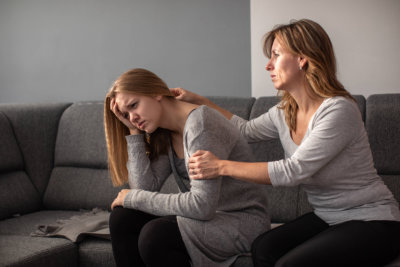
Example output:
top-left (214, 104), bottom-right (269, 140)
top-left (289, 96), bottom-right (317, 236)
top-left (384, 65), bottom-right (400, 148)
top-left (251, 212), bottom-right (400, 267)
top-left (109, 206), bottom-right (191, 267)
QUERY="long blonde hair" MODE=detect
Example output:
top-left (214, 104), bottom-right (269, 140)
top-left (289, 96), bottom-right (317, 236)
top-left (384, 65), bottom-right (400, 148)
top-left (104, 68), bottom-right (174, 186)
top-left (263, 19), bottom-right (354, 131)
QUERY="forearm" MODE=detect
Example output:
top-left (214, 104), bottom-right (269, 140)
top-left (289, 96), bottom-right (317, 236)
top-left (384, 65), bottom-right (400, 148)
top-left (124, 179), bottom-right (221, 220)
top-left (219, 160), bottom-right (271, 185)
top-left (194, 96), bottom-right (233, 120)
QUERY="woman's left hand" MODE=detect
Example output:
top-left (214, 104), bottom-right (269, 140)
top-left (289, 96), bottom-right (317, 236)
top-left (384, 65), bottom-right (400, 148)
top-left (111, 189), bottom-right (130, 210)
top-left (189, 150), bottom-right (221, 180)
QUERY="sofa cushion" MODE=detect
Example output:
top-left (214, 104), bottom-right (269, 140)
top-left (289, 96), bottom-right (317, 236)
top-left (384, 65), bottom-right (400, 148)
top-left (0, 235), bottom-right (77, 267)
top-left (0, 103), bottom-right (71, 195)
top-left (44, 102), bottom-right (126, 210)
top-left (0, 210), bottom-right (84, 236)
top-left (54, 102), bottom-right (107, 168)
top-left (78, 237), bottom-right (116, 267)
top-left (44, 167), bottom-right (124, 210)
top-left (0, 112), bottom-right (23, 171)
top-left (0, 112), bottom-right (41, 219)
top-left (366, 94), bottom-right (400, 174)
top-left (0, 172), bottom-right (41, 220)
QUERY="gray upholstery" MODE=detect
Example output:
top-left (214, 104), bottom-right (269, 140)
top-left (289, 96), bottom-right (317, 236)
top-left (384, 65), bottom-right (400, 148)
top-left (0, 103), bottom-right (71, 195)
top-left (0, 95), bottom-right (399, 267)
top-left (366, 94), bottom-right (400, 174)
top-left (44, 102), bottom-right (126, 211)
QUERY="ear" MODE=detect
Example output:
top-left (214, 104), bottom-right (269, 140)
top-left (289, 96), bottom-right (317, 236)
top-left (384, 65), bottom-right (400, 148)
top-left (298, 56), bottom-right (308, 69)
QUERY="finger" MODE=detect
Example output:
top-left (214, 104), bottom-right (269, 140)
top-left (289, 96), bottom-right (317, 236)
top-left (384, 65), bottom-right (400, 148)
top-left (191, 150), bottom-right (205, 157)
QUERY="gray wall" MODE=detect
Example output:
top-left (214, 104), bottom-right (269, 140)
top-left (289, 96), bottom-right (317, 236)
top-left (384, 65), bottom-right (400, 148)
top-left (0, 0), bottom-right (251, 104)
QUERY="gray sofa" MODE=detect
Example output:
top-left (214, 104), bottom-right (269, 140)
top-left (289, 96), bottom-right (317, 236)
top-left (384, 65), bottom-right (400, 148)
top-left (0, 94), bottom-right (399, 267)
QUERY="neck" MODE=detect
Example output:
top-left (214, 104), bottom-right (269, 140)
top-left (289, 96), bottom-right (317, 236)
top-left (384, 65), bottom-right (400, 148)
top-left (289, 85), bottom-right (324, 114)
top-left (159, 98), bottom-right (199, 135)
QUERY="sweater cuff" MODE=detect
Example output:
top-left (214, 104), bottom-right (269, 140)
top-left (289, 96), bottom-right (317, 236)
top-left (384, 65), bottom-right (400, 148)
top-left (123, 189), bottom-right (139, 209)
top-left (268, 161), bottom-right (281, 187)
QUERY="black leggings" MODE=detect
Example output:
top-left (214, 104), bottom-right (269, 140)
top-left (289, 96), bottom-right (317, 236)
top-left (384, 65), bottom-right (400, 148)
top-left (109, 207), bottom-right (191, 267)
top-left (251, 212), bottom-right (400, 267)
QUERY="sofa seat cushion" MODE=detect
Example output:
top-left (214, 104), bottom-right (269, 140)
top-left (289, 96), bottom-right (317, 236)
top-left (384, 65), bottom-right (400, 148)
top-left (78, 237), bottom-right (116, 267)
top-left (0, 210), bottom-right (86, 236)
top-left (0, 235), bottom-right (77, 267)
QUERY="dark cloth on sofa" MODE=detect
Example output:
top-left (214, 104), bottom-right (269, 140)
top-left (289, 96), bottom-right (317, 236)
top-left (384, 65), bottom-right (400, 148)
top-left (109, 206), bottom-right (190, 267)
top-left (31, 208), bottom-right (110, 242)
top-left (251, 212), bottom-right (400, 267)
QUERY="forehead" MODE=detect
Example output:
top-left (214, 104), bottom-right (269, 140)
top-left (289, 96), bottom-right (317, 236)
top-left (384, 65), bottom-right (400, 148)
top-left (271, 38), bottom-right (283, 51)
top-left (115, 91), bottom-right (140, 105)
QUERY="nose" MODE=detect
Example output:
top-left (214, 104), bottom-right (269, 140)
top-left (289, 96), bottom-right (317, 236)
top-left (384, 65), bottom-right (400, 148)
top-left (265, 59), bottom-right (273, 71)
top-left (129, 112), bottom-right (139, 124)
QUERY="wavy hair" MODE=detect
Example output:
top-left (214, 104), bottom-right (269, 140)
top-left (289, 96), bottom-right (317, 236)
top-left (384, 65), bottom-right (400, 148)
top-left (263, 19), bottom-right (354, 131)
top-left (104, 68), bottom-right (174, 186)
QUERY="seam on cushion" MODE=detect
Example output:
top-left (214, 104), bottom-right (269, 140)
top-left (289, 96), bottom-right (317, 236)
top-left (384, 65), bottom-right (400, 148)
top-left (42, 103), bottom-right (73, 194)
top-left (0, 111), bottom-right (34, 188)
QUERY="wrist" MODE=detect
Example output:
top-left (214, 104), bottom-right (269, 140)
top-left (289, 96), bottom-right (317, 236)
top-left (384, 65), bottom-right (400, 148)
top-left (218, 160), bottom-right (228, 176)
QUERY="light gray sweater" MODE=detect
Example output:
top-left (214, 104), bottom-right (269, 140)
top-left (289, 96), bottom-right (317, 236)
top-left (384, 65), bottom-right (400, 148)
top-left (231, 96), bottom-right (400, 225)
top-left (123, 105), bottom-right (270, 266)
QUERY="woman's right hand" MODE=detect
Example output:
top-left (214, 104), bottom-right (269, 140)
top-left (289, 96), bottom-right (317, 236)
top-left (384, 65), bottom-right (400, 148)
top-left (170, 87), bottom-right (207, 105)
top-left (110, 98), bottom-right (141, 135)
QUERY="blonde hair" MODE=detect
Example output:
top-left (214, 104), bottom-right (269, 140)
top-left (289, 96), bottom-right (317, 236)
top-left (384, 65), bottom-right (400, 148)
top-left (263, 19), bottom-right (354, 131)
top-left (104, 68), bottom-right (174, 186)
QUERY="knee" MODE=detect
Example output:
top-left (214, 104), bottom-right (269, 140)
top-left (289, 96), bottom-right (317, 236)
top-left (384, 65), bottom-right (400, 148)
top-left (109, 206), bottom-right (132, 236)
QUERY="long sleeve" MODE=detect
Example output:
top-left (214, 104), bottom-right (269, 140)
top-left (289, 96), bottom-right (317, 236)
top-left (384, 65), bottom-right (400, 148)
top-left (123, 106), bottom-right (239, 220)
top-left (230, 107), bottom-right (279, 143)
top-left (125, 134), bottom-right (172, 191)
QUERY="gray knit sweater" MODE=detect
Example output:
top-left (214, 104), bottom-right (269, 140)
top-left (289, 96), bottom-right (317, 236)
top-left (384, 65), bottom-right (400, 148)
top-left (231, 96), bottom-right (400, 225)
top-left (123, 105), bottom-right (270, 266)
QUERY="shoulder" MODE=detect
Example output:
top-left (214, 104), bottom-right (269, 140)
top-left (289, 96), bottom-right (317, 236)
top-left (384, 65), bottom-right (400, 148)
top-left (186, 105), bottom-right (237, 133)
top-left (184, 105), bottom-right (240, 149)
top-left (314, 96), bottom-right (363, 127)
top-left (323, 96), bottom-right (359, 114)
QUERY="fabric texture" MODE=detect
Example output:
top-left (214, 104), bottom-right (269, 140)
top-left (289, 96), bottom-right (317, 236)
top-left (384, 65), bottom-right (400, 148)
top-left (123, 105), bottom-right (270, 267)
top-left (31, 208), bottom-right (110, 243)
top-left (231, 96), bottom-right (400, 225)
top-left (366, 94), bottom-right (400, 174)
top-left (44, 167), bottom-right (124, 210)
top-left (0, 103), bottom-right (71, 195)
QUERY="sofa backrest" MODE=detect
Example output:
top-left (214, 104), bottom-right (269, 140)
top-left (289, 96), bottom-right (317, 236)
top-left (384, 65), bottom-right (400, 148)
top-left (43, 102), bottom-right (126, 211)
top-left (0, 103), bottom-right (70, 219)
top-left (366, 94), bottom-right (400, 204)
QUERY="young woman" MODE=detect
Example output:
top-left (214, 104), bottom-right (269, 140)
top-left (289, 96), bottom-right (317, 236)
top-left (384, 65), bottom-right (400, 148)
top-left (104, 68), bottom-right (270, 267)
top-left (172, 19), bottom-right (400, 267)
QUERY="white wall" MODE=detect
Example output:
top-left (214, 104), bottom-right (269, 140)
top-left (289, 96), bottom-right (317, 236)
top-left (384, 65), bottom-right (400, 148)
top-left (251, 0), bottom-right (400, 97)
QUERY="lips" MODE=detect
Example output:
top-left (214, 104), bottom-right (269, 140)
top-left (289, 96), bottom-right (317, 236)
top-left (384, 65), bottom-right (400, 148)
top-left (138, 121), bottom-right (145, 129)
top-left (270, 74), bottom-right (276, 80)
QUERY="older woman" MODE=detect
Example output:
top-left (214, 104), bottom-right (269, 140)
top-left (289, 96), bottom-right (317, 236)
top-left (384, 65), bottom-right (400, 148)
top-left (172, 19), bottom-right (400, 267)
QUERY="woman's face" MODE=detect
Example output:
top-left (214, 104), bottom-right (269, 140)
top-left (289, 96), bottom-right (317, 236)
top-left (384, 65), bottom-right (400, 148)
top-left (265, 39), bottom-right (304, 91)
top-left (114, 91), bottom-right (162, 134)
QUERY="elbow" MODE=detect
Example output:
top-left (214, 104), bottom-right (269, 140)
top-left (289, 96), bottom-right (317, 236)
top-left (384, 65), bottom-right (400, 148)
top-left (190, 198), bottom-right (217, 221)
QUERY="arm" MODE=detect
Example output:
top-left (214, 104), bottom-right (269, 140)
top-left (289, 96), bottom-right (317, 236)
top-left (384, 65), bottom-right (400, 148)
top-left (126, 134), bottom-right (172, 190)
top-left (122, 108), bottom-right (237, 220)
top-left (191, 98), bottom-right (362, 187)
top-left (171, 87), bottom-right (280, 142)
top-left (189, 150), bottom-right (271, 184)
top-left (171, 87), bottom-right (233, 119)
